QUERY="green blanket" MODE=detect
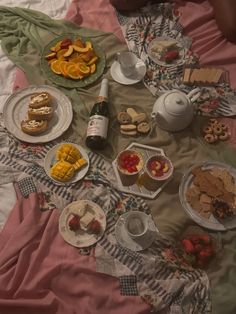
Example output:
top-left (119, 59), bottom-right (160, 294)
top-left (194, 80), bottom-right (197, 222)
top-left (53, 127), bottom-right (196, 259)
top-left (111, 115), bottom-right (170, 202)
top-left (0, 6), bottom-right (236, 314)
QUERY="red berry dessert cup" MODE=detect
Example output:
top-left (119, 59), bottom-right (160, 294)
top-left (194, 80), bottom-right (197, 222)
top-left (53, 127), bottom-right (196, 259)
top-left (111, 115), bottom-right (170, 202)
top-left (145, 154), bottom-right (173, 182)
top-left (117, 149), bottom-right (144, 186)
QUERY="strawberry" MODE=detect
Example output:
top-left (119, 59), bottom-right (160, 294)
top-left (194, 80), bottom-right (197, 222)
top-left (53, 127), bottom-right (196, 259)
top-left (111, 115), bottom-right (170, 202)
top-left (199, 245), bottom-right (214, 258)
top-left (194, 244), bottom-right (203, 252)
top-left (182, 239), bottom-right (195, 254)
top-left (68, 214), bottom-right (80, 231)
top-left (198, 234), bottom-right (211, 245)
top-left (88, 219), bottom-right (101, 234)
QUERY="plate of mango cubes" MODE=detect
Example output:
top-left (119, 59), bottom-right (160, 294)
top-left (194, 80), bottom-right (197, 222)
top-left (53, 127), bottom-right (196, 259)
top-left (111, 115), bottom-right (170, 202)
top-left (44, 142), bottom-right (90, 185)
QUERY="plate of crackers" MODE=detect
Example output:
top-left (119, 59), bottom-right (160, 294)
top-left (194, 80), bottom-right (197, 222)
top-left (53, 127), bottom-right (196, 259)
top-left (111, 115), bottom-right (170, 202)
top-left (179, 161), bottom-right (236, 231)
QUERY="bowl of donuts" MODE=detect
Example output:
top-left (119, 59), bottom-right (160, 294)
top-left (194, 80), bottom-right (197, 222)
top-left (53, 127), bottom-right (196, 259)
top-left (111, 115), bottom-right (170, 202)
top-left (202, 118), bottom-right (230, 144)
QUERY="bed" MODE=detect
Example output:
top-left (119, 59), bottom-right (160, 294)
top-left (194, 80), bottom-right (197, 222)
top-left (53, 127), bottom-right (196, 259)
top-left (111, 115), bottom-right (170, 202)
top-left (0, 1), bottom-right (235, 313)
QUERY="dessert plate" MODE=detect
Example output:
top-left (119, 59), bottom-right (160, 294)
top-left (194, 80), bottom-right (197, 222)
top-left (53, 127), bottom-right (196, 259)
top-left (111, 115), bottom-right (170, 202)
top-left (59, 200), bottom-right (106, 248)
top-left (41, 34), bottom-right (106, 88)
top-left (2, 85), bottom-right (73, 143)
top-left (110, 59), bottom-right (146, 85)
top-left (147, 36), bottom-right (185, 67)
top-left (179, 161), bottom-right (236, 231)
top-left (44, 143), bottom-right (90, 185)
top-left (115, 211), bottom-right (158, 251)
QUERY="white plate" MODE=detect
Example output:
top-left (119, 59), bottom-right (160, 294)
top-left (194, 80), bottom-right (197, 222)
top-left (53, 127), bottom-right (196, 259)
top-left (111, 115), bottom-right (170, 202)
top-left (147, 36), bottom-right (185, 67)
top-left (110, 59), bottom-right (146, 85)
top-left (115, 211), bottom-right (158, 251)
top-left (179, 161), bottom-right (236, 231)
top-left (44, 143), bottom-right (90, 185)
top-left (2, 85), bottom-right (73, 143)
top-left (59, 200), bottom-right (106, 248)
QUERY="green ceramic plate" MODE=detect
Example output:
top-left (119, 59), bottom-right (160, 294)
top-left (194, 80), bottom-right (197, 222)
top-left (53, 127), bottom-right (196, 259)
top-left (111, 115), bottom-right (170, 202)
top-left (40, 34), bottom-right (106, 88)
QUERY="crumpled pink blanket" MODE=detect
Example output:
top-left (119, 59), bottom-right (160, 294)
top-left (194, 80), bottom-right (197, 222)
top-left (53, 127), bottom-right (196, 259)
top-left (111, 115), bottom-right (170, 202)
top-left (0, 184), bottom-right (150, 314)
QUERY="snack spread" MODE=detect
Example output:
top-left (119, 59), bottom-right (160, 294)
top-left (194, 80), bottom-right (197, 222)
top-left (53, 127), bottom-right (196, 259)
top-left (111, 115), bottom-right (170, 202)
top-left (21, 91), bottom-right (54, 135)
top-left (202, 119), bottom-right (230, 144)
top-left (117, 107), bottom-right (151, 136)
top-left (185, 165), bottom-right (236, 221)
top-left (45, 37), bottom-right (99, 80)
top-left (50, 143), bottom-right (88, 182)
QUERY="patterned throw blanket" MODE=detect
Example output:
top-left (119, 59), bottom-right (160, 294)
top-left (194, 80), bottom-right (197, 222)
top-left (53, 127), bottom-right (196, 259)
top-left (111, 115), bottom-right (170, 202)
top-left (0, 127), bottom-right (211, 313)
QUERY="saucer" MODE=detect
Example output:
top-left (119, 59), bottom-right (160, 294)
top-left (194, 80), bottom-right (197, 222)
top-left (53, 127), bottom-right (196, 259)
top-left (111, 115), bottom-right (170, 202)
top-left (110, 59), bottom-right (146, 85)
top-left (115, 211), bottom-right (158, 251)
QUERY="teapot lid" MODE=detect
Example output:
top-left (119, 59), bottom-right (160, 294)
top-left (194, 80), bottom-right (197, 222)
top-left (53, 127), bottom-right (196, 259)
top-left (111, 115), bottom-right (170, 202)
top-left (163, 91), bottom-right (189, 116)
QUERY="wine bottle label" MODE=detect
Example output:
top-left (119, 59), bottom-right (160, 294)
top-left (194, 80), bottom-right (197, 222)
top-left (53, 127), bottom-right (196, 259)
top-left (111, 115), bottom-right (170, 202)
top-left (86, 115), bottom-right (109, 138)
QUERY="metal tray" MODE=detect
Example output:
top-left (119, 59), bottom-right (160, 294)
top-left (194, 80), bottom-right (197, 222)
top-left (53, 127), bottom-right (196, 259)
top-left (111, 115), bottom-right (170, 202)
top-left (112, 142), bottom-right (172, 199)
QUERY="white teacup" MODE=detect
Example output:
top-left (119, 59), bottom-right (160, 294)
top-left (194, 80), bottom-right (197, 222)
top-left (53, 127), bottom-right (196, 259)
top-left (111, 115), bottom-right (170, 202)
top-left (117, 51), bottom-right (138, 78)
top-left (124, 211), bottom-right (149, 239)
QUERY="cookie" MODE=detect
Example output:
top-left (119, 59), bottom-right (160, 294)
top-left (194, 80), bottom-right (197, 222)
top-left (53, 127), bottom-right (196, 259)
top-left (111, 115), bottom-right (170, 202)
top-left (117, 112), bottom-right (131, 124)
top-left (120, 124), bottom-right (137, 131)
top-left (137, 122), bottom-right (151, 134)
top-left (132, 113), bottom-right (147, 124)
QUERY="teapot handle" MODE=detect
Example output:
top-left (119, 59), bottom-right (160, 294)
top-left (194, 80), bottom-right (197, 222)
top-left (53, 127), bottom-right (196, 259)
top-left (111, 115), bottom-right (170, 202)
top-left (187, 87), bottom-right (201, 103)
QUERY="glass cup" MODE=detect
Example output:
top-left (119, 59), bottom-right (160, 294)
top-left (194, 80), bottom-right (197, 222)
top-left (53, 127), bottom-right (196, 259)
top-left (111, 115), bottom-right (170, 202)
top-left (117, 51), bottom-right (138, 78)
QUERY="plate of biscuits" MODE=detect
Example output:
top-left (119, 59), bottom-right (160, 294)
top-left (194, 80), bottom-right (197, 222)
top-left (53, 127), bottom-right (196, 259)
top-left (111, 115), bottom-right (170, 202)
top-left (179, 161), bottom-right (236, 231)
top-left (3, 85), bottom-right (73, 143)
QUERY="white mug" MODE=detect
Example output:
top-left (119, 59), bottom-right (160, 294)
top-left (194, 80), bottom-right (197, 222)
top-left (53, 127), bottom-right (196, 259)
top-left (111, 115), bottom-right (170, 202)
top-left (117, 51), bottom-right (138, 78)
top-left (124, 211), bottom-right (149, 239)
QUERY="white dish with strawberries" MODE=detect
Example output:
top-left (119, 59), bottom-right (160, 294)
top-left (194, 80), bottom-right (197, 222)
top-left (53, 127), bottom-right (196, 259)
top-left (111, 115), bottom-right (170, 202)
top-left (59, 200), bottom-right (106, 248)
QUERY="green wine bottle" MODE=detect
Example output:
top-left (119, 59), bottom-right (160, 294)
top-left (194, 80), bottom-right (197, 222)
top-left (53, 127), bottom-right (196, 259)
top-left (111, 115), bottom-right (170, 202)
top-left (85, 79), bottom-right (109, 150)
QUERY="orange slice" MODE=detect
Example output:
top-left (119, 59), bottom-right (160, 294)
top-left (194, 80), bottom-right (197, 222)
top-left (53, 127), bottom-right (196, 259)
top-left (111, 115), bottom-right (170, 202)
top-left (50, 40), bottom-right (62, 52)
top-left (77, 63), bottom-right (90, 76)
top-left (67, 64), bottom-right (83, 80)
top-left (60, 61), bottom-right (76, 77)
top-left (90, 63), bottom-right (96, 74)
top-left (48, 58), bottom-right (57, 65)
top-left (87, 56), bottom-right (98, 66)
top-left (50, 60), bottom-right (62, 75)
top-left (56, 49), bottom-right (69, 59)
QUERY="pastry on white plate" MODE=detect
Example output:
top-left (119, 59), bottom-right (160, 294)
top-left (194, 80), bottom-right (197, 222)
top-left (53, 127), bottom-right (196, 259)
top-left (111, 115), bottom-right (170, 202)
top-left (21, 119), bottom-right (48, 135)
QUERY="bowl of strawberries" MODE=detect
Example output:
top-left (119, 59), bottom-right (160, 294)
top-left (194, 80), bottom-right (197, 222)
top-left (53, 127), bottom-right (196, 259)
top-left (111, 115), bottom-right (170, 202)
top-left (180, 226), bottom-right (218, 269)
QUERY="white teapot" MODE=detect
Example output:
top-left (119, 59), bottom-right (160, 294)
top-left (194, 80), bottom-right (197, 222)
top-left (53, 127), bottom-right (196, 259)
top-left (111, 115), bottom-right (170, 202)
top-left (151, 88), bottom-right (201, 132)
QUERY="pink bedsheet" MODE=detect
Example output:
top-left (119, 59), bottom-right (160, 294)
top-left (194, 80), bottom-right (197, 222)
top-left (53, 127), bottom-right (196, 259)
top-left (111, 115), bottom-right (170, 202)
top-left (176, 0), bottom-right (236, 89)
top-left (0, 185), bottom-right (150, 314)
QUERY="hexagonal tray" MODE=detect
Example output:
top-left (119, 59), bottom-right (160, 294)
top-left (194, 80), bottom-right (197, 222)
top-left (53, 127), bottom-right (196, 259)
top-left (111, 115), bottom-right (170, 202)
top-left (112, 142), bottom-right (172, 199)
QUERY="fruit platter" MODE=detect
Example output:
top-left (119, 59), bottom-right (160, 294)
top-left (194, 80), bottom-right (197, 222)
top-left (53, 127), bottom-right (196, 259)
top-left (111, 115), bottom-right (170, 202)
top-left (44, 143), bottom-right (90, 185)
top-left (41, 34), bottom-right (106, 88)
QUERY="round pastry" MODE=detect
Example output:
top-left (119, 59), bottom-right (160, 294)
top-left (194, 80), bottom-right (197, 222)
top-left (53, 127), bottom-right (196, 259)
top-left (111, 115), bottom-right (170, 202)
top-left (28, 106), bottom-right (54, 121)
top-left (137, 122), bottom-right (151, 134)
top-left (219, 131), bottom-right (230, 141)
top-left (209, 118), bottom-right (218, 126)
top-left (29, 92), bottom-right (52, 109)
top-left (204, 133), bottom-right (217, 144)
top-left (203, 125), bottom-right (213, 134)
top-left (117, 111), bottom-right (132, 124)
top-left (213, 125), bottom-right (223, 135)
top-left (21, 119), bottom-right (48, 135)
top-left (219, 123), bottom-right (228, 131)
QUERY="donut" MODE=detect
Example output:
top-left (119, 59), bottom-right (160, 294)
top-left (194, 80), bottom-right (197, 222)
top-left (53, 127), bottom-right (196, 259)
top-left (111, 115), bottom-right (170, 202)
top-left (204, 133), bottom-right (217, 144)
top-left (219, 123), bottom-right (228, 131)
top-left (209, 118), bottom-right (218, 126)
top-left (203, 125), bottom-right (213, 134)
top-left (213, 125), bottom-right (223, 135)
top-left (219, 131), bottom-right (230, 141)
